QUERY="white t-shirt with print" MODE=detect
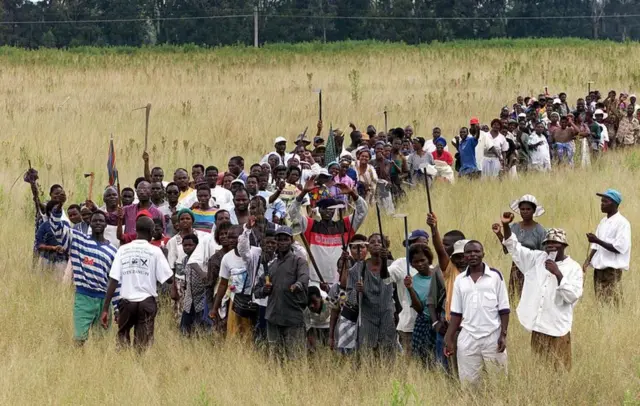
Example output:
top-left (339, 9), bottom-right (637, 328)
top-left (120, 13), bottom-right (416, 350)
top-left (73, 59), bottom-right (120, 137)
top-left (220, 250), bottom-right (250, 299)
top-left (109, 240), bottom-right (173, 302)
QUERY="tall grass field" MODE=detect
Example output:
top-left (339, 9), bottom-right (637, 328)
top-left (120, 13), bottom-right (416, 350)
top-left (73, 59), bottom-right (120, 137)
top-left (1, 40), bottom-right (640, 405)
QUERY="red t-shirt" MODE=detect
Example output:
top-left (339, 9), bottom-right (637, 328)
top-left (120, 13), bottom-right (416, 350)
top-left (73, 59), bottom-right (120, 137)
top-left (151, 236), bottom-right (170, 247)
top-left (432, 150), bottom-right (454, 166)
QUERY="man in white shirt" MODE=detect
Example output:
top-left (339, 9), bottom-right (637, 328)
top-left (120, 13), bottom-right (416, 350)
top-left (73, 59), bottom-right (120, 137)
top-left (496, 213), bottom-right (582, 370)
top-left (444, 240), bottom-right (510, 384)
top-left (101, 216), bottom-right (173, 349)
top-left (260, 137), bottom-right (293, 166)
top-left (422, 127), bottom-right (450, 154)
top-left (383, 230), bottom-right (430, 356)
top-left (206, 165), bottom-right (234, 209)
top-left (594, 109), bottom-right (609, 149)
top-left (585, 189), bottom-right (631, 306)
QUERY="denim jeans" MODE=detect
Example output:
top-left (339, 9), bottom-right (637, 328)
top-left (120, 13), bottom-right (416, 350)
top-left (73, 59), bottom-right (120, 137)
top-left (435, 332), bottom-right (449, 371)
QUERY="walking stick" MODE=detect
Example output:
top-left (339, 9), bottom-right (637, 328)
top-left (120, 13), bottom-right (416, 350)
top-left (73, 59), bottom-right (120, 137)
top-left (423, 167), bottom-right (433, 213)
top-left (375, 202), bottom-right (386, 249)
top-left (394, 213), bottom-right (410, 276)
top-left (383, 107), bottom-right (388, 134)
top-left (298, 233), bottom-right (325, 285)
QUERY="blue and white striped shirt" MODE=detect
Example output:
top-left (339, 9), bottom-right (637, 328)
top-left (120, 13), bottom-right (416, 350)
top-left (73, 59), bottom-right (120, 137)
top-left (49, 209), bottom-right (119, 309)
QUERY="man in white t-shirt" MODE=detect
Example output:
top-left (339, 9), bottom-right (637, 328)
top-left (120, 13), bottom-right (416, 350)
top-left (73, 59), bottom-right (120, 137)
top-left (211, 225), bottom-right (254, 338)
top-left (422, 127), bottom-right (450, 154)
top-left (101, 216), bottom-right (173, 349)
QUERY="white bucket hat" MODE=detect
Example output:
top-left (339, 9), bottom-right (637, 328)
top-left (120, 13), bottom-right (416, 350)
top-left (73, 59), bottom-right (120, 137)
top-left (452, 239), bottom-right (471, 256)
top-left (510, 194), bottom-right (545, 217)
top-left (594, 109), bottom-right (608, 120)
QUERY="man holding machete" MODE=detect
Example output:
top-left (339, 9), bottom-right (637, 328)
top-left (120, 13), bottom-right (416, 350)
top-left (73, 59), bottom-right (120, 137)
top-left (287, 176), bottom-right (368, 288)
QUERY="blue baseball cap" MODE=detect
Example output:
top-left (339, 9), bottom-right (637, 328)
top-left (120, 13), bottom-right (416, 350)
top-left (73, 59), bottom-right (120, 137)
top-left (403, 230), bottom-right (430, 247)
top-left (597, 189), bottom-right (622, 205)
top-left (275, 226), bottom-right (293, 237)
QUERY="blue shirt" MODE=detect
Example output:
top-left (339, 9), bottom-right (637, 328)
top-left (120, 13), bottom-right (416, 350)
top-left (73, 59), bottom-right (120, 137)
top-left (412, 274), bottom-right (432, 315)
top-left (35, 221), bottom-right (69, 264)
top-left (459, 136), bottom-right (479, 174)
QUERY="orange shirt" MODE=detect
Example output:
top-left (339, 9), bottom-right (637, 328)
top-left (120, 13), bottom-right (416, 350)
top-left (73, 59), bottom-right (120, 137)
top-left (443, 261), bottom-right (461, 321)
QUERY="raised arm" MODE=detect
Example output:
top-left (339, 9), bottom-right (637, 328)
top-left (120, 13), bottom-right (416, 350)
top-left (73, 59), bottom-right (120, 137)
top-left (287, 188), bottom-right (308, 233)
top-left (493, 213), bottom-right (540, 275)
top-left (238, 223), bottom-right (255, 264)
top-left (349, 190), bottom-right (369, 232)
top-left (143, 152), bottom-right (151, 182)
top-left (48, 203), bottom-right (73, 253)
top-left (427, 212), bottom-right (450, 273)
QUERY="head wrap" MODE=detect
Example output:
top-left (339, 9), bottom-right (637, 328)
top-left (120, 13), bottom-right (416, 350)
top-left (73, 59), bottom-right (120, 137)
top-left (177, 208), bottom-right (195, 222)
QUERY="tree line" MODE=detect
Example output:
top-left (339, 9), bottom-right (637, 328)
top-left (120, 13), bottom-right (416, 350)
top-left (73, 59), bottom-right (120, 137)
top-left (2, 0), bottom-right (640, 48)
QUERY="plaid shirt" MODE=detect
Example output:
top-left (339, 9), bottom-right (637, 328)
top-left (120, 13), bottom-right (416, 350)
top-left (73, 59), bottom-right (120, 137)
top-left (182, 256), bottom-right (208, 313)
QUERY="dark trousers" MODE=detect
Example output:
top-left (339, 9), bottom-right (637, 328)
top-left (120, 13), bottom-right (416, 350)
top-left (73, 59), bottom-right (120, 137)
top-left (509, 262), bottom-right (524, 300)
top-left (594, 268), bottom-right (623, 306)
top-left (398, 331), bottom-right (413, 358)
top-left (117, 297), bottom-right (157, 349)
top-left (267, 322), bottom-right (305, 361)
top-left (180, 303), bottom-right (208, 336)
top-left (531, 331), bottom-right (572, 371)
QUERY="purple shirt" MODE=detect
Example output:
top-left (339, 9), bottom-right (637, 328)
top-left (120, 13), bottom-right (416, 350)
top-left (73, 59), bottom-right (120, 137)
top-left (105, 203), bottom-right (165, 234)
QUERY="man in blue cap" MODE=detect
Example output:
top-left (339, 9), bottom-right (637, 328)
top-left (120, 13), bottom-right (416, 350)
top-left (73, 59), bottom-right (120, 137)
top-left (254, 226), bottom-right (309, 360)
top-left (584, 189), bottom-right (631, 306)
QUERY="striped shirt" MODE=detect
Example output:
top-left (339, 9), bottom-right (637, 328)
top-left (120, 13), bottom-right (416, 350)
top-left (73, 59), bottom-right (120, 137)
top-left (192, 207), bottom-right (218, 233)
top-left (49, 209), bottom-right (120, 308)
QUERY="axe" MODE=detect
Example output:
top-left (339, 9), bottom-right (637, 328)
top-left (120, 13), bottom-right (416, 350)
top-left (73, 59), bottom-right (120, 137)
top-left (133, 103), bottom-right (152, 152)
top-left (84, 172), bottom-right (95, 201)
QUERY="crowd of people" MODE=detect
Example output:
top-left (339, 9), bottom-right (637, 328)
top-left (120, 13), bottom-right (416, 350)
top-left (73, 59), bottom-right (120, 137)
top-left (26, 88), bottom-right (634, 385)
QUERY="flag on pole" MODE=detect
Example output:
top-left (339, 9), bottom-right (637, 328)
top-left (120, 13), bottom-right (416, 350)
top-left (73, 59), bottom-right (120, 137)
top-left (107, 135), bottom-right (118, 186)
top-left (324, 122), bottom-right (337, 168)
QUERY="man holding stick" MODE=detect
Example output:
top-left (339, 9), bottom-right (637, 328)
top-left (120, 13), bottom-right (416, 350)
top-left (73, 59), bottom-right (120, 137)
top-left (288, 177), bottom-right (368, 287)
top-left (49, 201), bottom-right (118, 344)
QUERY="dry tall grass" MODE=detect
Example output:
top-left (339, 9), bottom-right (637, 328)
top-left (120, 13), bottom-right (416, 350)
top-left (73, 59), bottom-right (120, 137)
top-left (1, 42), bottom-right (640, 405)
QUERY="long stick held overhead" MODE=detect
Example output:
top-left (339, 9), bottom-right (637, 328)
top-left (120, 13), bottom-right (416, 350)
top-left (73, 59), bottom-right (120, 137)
top-left (423, 168), bottom-right (433, 213)
top-left (133, 103), bottom-right (152, 152)
top-left (383, 106), bottom-right (388, 134)
top-left (375, 202), bottom-right (386, 249)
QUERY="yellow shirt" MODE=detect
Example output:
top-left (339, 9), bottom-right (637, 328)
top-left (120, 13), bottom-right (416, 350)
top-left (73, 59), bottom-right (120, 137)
top-left (443, 261), bottom-right (461, 321)
top-left (179, 188), bottom-right (194, 203)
